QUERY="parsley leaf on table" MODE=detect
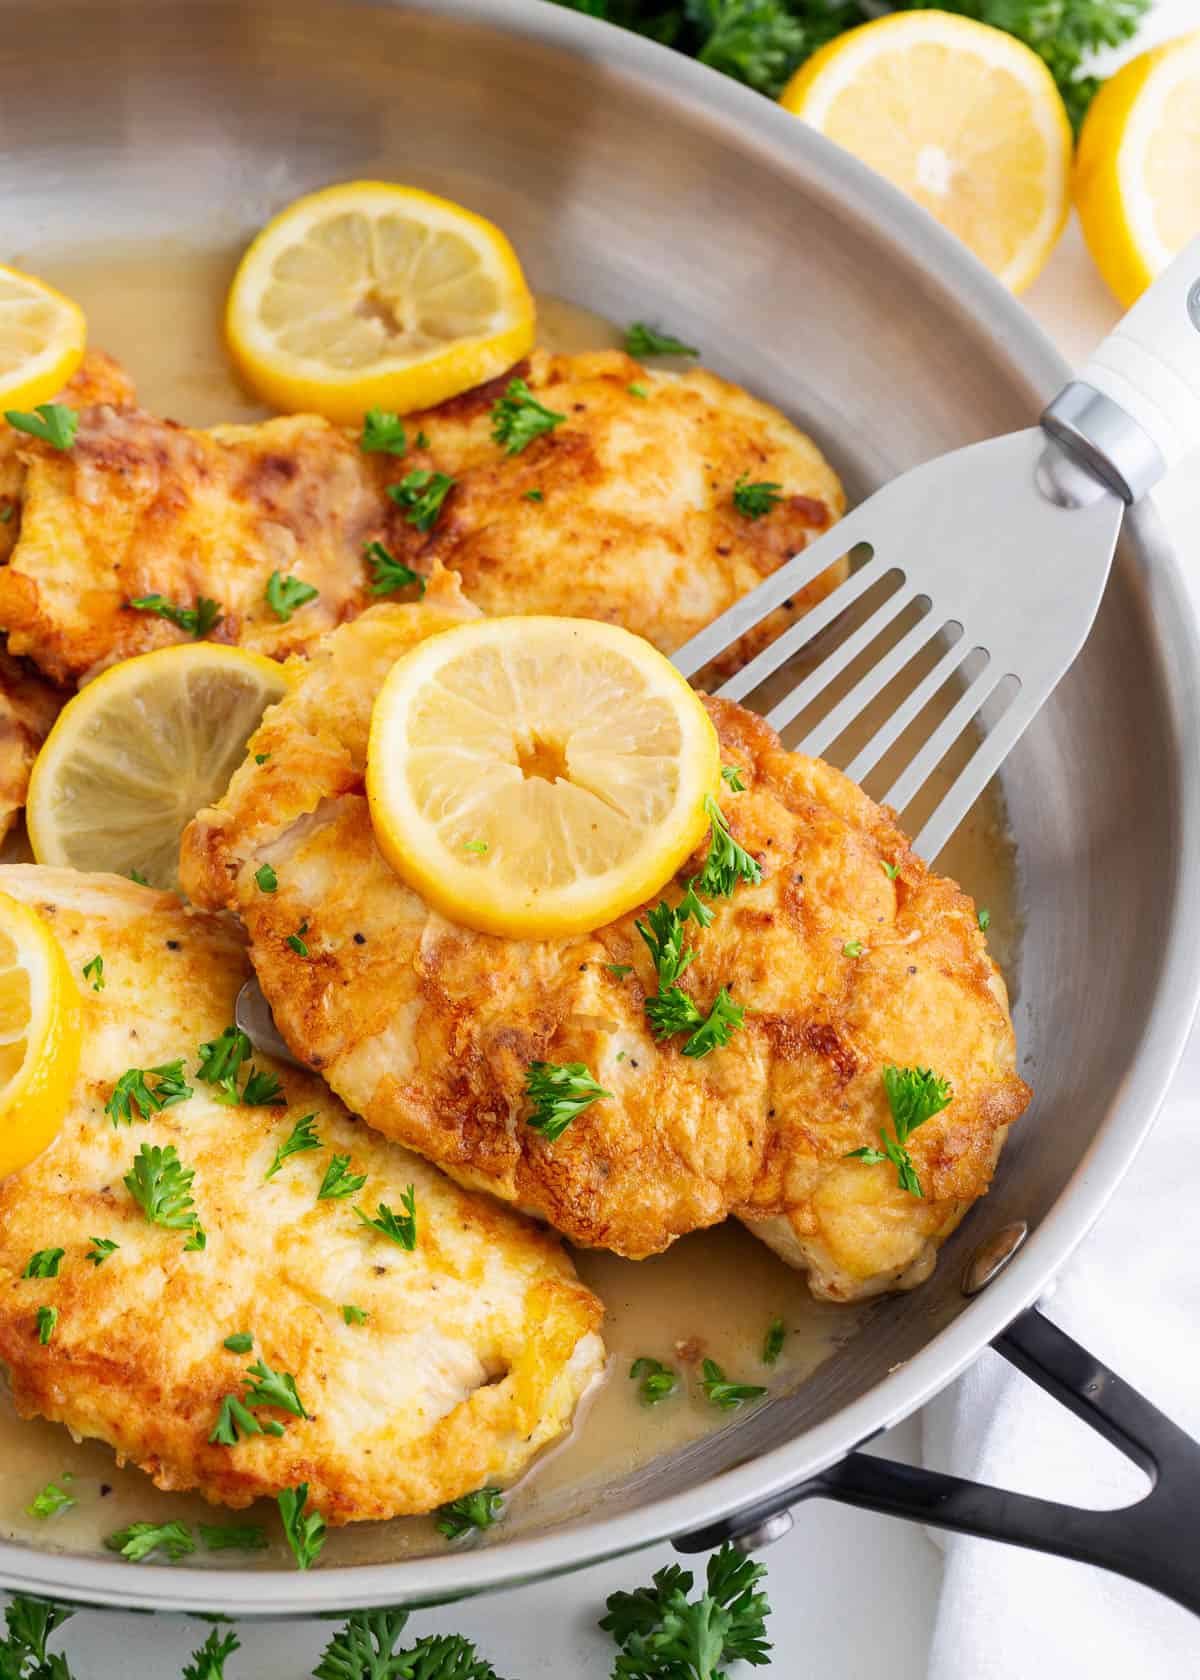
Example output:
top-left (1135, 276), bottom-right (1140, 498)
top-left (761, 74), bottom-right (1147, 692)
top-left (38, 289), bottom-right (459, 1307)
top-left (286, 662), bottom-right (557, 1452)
top-left (314, 1611), bottom-right (506, 1680)
top-left (181, 1629), bottom-right (240, 1680)
top-left (601, 1540), bottom-right (773, 1678)
top-left (3, 1596), bottom-right (73, 1665)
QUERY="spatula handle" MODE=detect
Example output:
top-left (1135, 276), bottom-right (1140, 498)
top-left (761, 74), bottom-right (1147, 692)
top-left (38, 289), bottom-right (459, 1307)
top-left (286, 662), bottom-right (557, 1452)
top-left (1076, 234), bottom-right (1200, 485)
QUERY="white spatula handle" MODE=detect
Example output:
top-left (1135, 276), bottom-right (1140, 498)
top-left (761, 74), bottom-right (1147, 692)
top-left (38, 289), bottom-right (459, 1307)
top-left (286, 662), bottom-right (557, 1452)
top-left (1078, 234), bottom-right (1200, 481)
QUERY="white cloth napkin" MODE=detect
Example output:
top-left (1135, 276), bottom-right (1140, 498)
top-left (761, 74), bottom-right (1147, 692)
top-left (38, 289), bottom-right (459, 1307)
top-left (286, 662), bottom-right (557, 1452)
top-left (923, 1020), bottom-right (1200, 1677)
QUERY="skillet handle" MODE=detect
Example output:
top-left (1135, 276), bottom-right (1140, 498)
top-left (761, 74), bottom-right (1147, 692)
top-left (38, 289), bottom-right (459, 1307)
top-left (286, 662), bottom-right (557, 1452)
top-left (673, 1306), bottom-right (1200, 1616)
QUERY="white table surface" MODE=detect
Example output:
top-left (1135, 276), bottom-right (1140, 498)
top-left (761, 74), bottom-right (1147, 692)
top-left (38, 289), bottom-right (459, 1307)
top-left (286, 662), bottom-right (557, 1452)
top-left (7, 3), bottom-right (1200, 1670)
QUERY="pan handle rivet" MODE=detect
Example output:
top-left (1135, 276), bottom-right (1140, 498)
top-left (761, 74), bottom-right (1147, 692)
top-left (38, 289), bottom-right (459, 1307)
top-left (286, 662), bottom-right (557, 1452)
top-left (728, 1511), bottom-right (794, 1554)
top-left (961, 1221), bottom-right (1028, 1297)
top-left (1187, 280), bottom-right (1200, 332)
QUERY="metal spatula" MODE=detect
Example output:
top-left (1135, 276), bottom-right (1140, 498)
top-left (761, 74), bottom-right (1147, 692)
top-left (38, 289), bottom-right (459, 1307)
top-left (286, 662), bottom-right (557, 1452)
top-left (673, 237), bottom-right (1200, 862)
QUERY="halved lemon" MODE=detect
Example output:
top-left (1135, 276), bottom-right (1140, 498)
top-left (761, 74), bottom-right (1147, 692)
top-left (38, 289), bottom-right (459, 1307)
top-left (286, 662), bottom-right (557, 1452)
top-left (779, 12), bottom-right (1071, 293)
top-left (225, 181), bottom-right (535, 423)
top-left (27, 644), bottom-right (292, 890)
top-left (0, 892), bottom-right (81, 1179)
top-left (367, 618), bottom-right (721, 938)
top-left (1075, 31), bottom-right (1200, 308)
top-left (0, 265), bottom-right (86, 412)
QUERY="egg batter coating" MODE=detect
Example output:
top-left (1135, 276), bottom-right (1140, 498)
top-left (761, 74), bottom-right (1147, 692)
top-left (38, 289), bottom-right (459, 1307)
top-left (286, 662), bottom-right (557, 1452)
top-left (0, 866), bottom-right (604, 1522)
top-left (181, 578), bottom-right (1030, 1301)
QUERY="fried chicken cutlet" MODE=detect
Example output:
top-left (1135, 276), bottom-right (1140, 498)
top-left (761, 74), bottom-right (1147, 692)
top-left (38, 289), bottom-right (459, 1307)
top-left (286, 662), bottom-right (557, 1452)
top-left (391, 349), bottom-right (846, 679)
top-left (181, 575), bottom-right (1030, 1302)
top-left (0, 866), bottom-right (604, 1522)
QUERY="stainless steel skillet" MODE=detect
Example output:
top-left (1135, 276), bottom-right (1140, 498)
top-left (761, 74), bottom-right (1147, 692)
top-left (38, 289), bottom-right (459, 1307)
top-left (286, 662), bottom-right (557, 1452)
top-left (1, 0), bottom-right (1199, 1620)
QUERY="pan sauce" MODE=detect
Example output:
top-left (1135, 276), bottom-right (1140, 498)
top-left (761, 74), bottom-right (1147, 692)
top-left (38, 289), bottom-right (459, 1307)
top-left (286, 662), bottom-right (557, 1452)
top-left (0, 240), bottom-right (1020, 1565)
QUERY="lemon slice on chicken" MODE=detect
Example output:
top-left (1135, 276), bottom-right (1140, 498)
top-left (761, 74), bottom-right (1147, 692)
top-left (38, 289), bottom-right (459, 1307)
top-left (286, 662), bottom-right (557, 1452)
top-left (0, 892), bottom-right (81, 1179)
top-left (27, 643), bottom-right (292, 890)
top-left (225, 181), bottom-right (535, 423)
top-left (367, 617), bottom-right (721, 938)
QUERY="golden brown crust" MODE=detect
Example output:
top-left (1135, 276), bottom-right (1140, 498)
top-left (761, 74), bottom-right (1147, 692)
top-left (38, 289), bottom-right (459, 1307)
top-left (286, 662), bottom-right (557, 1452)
top-left (0, 654), bottom-right (64, 844)
top-left (0, 865), bottom-right (604, 1520)
top-left (181, 593), bottom-right (1030, 1298)
top-left (387, 349), bottom-right (847, 678)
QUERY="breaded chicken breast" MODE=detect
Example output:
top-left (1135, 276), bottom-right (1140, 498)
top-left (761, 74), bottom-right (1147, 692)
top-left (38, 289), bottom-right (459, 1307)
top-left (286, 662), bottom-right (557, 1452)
top-left (0, 350), bottom-right (136, 563)
top-left (390, 349), bottom-right (846, 678)
top-left (181, 578), bottom-right (1030, 1302)
top-left (0, 654), bottom-right (63, 844)
top-left (0, 409), bottom-right (397, 685)
top-left (0, 866), bottom-right (604, 1522)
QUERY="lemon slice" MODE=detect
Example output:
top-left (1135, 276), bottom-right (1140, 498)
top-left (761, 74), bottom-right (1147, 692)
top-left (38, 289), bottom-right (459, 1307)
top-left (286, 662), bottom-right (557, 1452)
top-left (0, 265), bottom-right (86, 412)
top-left (1075, 31), bottom-right (1200, 308)
top-left (225, 181), bottom-right (535, 423)
top-left (27, 644), bottom-right (292, 890)
top-left (779, 13), bottom-right (1071, 293)
top-left (367, 617), bottom-right (721, 938)
top-left (0, 892), bottom-right (81, 1179)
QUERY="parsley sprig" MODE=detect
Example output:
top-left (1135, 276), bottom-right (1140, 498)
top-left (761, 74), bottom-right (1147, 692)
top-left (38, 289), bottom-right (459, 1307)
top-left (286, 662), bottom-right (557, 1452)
top-left (25, 1477), bottom-right (75, 1520)
top-left (129, 593), bottom-right (222, 637)
top-left (524, 1060), bottom-right (611, 1142)
top-left (123, 1142), bottom-right (204, 1245)
top-left (105, 1060), bottom-right (193, 1125)
top-left (359, 407), bottom-right (408, 456)
top-left (630, 1356), bottom-right (678, 1405)
top-left (265, 1112), bottom-right (321, 1179)
top-left (5, 403), bottom-right (78, 449)
top-left (86, 1236), bottom-right (118, 1266)
top-left (1, 1596), bottom-right (73, 1670)
top-left (265, 569), bottom-right (319, 621)
top-left (732, 475), bottom-right (783, 520)
top-left (22, 1248), bottom-right (63, 1279)
top-left (105, 1519), bottom-right (195, 1563)
top-left (436, 1486), bottom-right (504, 1540)
top-left (601, 1541), bottom-right (772, 1678)
top-left (490, 378), bottom-right (566, 454)
top-left (844, 1063), bottom-right (953, 1197)
top-left (388, 469), bottom-right (455, 532)
top-left (365, 538), bottom-right (426, 596)
top-left (278, 1482), bottom-right (326, 1571)
top-left (313, 1611), bottom-right (505, 1680)
top-left (701, 1358), bottom-right (766, 1410)
top-left (181, 1629), bottom-right (239, 1680)
top-left (195, 1024), bottom-right (251, 1104)
top-left (317, 1152), bottom-right (366, 1201)
top-left (355, 1187), bottom-right (417, 1249)
top-left (624, 322), bottom-right (700, 358)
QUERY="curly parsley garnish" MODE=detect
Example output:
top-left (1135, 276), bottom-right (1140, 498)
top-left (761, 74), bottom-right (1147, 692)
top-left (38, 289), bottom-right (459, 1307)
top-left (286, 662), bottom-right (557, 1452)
top-left (646, 984), bottom-right (745, 1058)
top-left (5, 402), bottom-right (78, 449)
top-left (241, 1067), bottom-right (286, 1106)
top-left (365, 538), bottom-right (426, 597)
top-left (82, 953), bottom-right (104, 991)
top-left (265, 1112), bottom-right (321, 1180)
top-left (355, 1187), bottom-right (417, 1250)
top-left (123, 1141), bottom-right (203, 1245)
top-left (2, 1596), bottom-right (74, 1665)
top-left (490, 378), bottom-right (566, 455)
top-left (23, 1247), bottom-right (63, 1279)
top-left (732, 475), bottom-right (783, 520)
top-left (317, 1152), bottom-right (366, 1201)
top-left (601, 1541), bottom-right (772, 1677)
top-left (721, 763), bottom-right (746, 791)
top-left (86, 1236), bottom-right (118, 1266)
top-left (359, 407), bottom-right (407, 456)
top-left (195, 1024), bottom-right (251, 1104)
top-left (695, 796), bottom-right (761, 897)
top-left (630, 1356), bottom-right (678, 1405)
top-left (700, 1358), bottom-right (766, 1411)
top-left (242, 1355), bottom-right (307, 1418)
top-left (313, 1610), bottom-right (504, 1680)
top-left (182, 1628), bottom-right (240, 1680)
top-left (105, 1519), bottom-right (195, 1563)
top-left (265, 569), bottom-right (319, 622)
top-left (624, 322), bottom-right (699, 359)
top-left (524, 1060), bottom-right (611, 1142)
top-left (105, 1059), bottom-right (193, 1125)
top-left (26, 1476), bottom-right (75, 1520)
top-left (844, 1063), bottom-right (953, 1198)
top-left (436, 1486), bottom-right (505, 1541)
top-left (278, 1483), bottom-right (326, 1571)
top-left (388, 469), bottom-right (455, 533)
top-left (128, 593), bottom-right (223, 637)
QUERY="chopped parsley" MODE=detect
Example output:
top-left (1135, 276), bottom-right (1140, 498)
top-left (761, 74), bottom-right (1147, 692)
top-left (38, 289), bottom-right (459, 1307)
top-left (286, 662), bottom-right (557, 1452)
top-left (22, 1247), bottom-right (64, 1279)
top-left (265, 569), bottom-right (319, 622)
top-left (82, 953), bottom-right (104, 991)
top-left (105, 1059), bottom-right (193, 1125)
top-left (287, 919), bottom-right (310, 957)
top-left (255, 751), bottom-right (270, 765)
top-left (762, 1316), bottom-right (786, 1365)
top-left (415, 430), bottom-right (430, 449)
top-left (5, 403), bottom-right (78, 449)
top-left (365, 538), bottom-right (426, 597)
top-left (342, 1303), bottom-right (369, 1326)
top-left (355, 1187), bottom-right (417, 1250)
top-left (630, 1356), bottom-right (678, 1405)
top-left (265, 1112), bottom-right (321, 1179)
top-left (624, 322), bottom-right (699, 358)
top-left (388, 468), bottom-right (455, 533)
top-left (359, 407), bottom-right (407, 456)
top-left (317, 1152), bottom-right (366, 1201)
top-left (462, 839), bottom-right (488, 855)
top-left (208, 1392), bottom-right (283, 1446)
top-left (198, 1523), bottom-right (268, 1553)
top-left (104, 1519), bottom-right (195, 1563)
top-left (35, 1306), bottom-right (57, 1344)
top-left (254, 861), bottom-right (278, 893)
top-left (844, 1063), bottom-right (953, 1198)
top-left (129, 868), bottom-right (149, 885)
top-left (695, 796), bottom-right (761, 898)
top-left (524, 488), bottom-right (544, 502)
top-left (0, 504), bottom-right (12, 523)
top-left (732, 475), bottom-right (784, 520)
top-left (524, 1060), bottom-right (611, 1142)
top-left (2, 1596), bottom-right (73, 1666)
top-left (842, 940), bottom-right (863, 958)
top-left (241, 1066), bottom-right (286, 1106)
top-left (86, 1236), bottom-right (118, 1266)
top-left (278, 1483), bottom-right (326, 1571)
top-left (128, 593), bottom-right (222, 637)
top-left (313, 1613), bottom-right (503, 1680)
top-left (223, 1331), bottom-right (253, 1354)
top-left (123, 1141), bottom-right (202, 1243)
top-left (627, 382), bottom-right (648, 398)
top-left (490, 378), bottom-right (566, 454)
top-left (605, 962), bottom-right (633, 980)
top-left (243, 1355), bottom-right (307, 1418)
top-left (882, 860), bottom-right (900, 879)
top-left (644, 984), bottom-right (745, 1057)
top-left (195, 1024), bottom-right (252, 1104)
top-left (978, 907), bottom-right (991, 931)
top-left (601, 1542), bottom-right (771, 1677)
top-left (700, 1358), bottom-right (766, 1410)
top-left (26, 1476), bottom-right (75, 1520)
top-left (721, 764), bottom-right (746, 791)
top-left (636, 899), bottom-right (700, 989)
top-left (182, 1628), bottom-right (240, 1680)
top-left (436, 1486), bottom-right (504, 1540)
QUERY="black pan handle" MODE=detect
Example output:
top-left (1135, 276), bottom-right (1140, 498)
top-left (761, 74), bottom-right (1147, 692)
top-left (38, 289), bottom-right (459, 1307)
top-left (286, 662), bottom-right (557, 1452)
top-left (674, 1306), bottom-right (1200, 1615)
